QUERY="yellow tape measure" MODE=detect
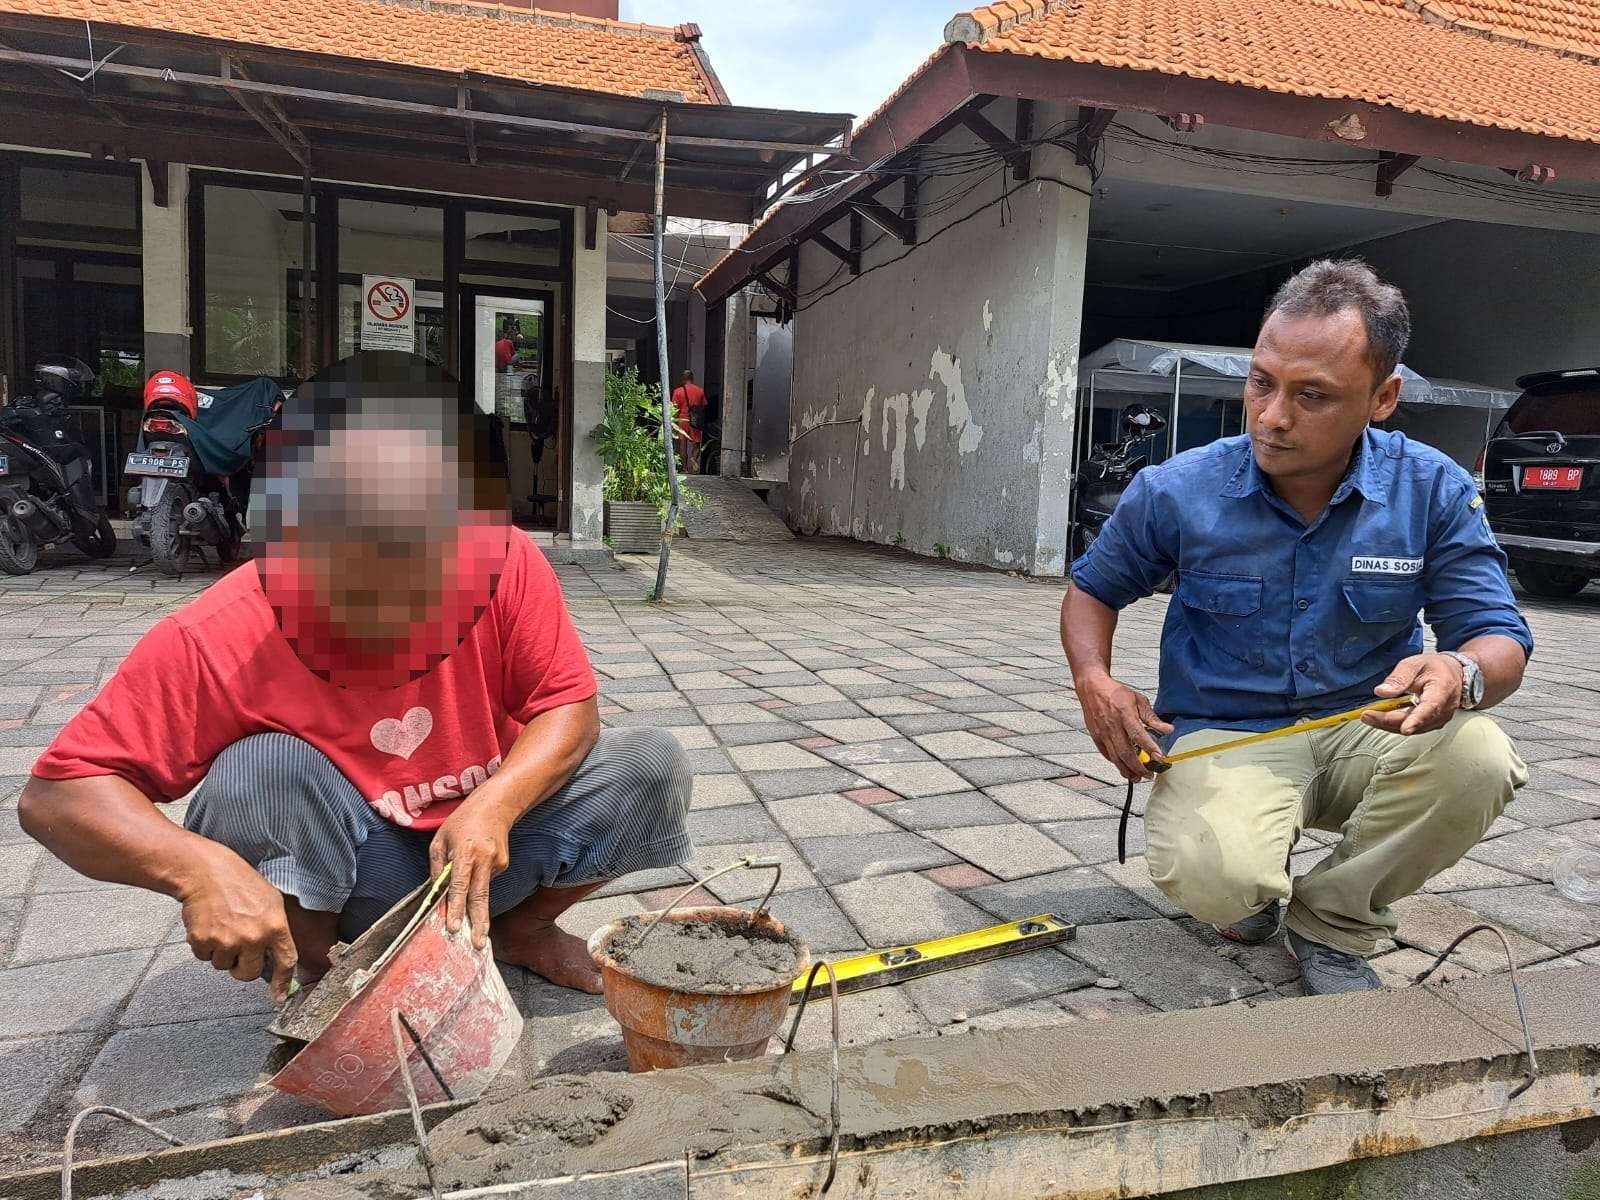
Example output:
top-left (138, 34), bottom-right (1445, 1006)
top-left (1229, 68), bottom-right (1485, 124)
top-left (1137, 694), bottom-right (1417, 773)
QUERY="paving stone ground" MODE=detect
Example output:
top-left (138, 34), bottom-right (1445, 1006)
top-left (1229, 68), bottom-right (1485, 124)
top-left (2, 534), bottom-right (1598, 1168)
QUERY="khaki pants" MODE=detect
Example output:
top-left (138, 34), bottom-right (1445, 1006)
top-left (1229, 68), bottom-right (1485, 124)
top-left (1145, 712), bottom-right (1527, 955)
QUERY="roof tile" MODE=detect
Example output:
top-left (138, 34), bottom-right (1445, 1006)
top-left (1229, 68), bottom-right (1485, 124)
top-left (0, 0), bottom-right (716, 100)
top-left (950, 0), bottom-right (1600, 144)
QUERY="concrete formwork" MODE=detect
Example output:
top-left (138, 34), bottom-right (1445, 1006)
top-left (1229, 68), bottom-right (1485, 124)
top-left (786, 100), bottom-right (1092, 576)
top-left (13, 965), bottom-right (1598, 1200)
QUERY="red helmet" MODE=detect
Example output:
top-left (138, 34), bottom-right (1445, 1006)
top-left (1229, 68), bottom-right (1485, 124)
top-left (143, 371), bottom-right (199, 420)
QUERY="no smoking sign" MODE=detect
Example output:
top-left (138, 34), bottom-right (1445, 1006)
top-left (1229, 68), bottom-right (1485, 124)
top-left (360, 273), bottom-right (416, 351)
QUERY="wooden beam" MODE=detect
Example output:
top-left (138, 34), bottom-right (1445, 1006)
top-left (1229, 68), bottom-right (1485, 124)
top-left (1013, 99), bottom-right (1035, 181)
top-left (811, 229), bottom-right (858, 275)
top-left (145, 159), bottom-right (169, 209)
top-left (1376, 151), bottom-right (1419, 198)
top-left (756, 270), bottom-right (795, 308)
top-left (458, 81), bottom-right (478, 166)
top-left (851, 196), bottom-right (914, 246)
top-left (849, 208), bottom-right (863, 276)
top-left (903, 149), bottom-right (921, 247)
top-left (1076, 106), bottom-right (1115, 167)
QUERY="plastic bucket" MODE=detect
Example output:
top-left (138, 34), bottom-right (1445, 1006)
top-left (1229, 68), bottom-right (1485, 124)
top-left (588, 906), bottom-right (809, 1071)
top-left (269, 873), bottom-right (523, 1117)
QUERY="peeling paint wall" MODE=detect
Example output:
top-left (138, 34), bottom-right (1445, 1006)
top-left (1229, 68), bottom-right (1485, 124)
top-left (786, 102), bottom-right (1092, 575)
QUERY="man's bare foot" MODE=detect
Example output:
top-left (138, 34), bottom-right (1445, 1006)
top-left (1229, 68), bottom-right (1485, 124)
top-left (493, 922), bottom-right (604, 994)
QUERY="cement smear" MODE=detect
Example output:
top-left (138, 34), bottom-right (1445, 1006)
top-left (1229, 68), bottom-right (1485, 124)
top-left (603, 916), bottom-right (801, 992)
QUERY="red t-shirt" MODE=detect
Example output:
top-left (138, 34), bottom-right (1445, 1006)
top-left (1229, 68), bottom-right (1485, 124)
top-left (672, 383), bottom-right (707, 444)
top-left (33, 524), bottom-right (596, 832)
top-left (494, 338), bottom-right (515, 370)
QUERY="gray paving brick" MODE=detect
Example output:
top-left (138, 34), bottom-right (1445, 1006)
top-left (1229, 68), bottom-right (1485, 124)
top-left (1467, 827), bottom-right (1595, 882)
top-left (0, 1033), bottom-right (94, 1135)
top-left (794, 832), bottom-right (957, 885)
top-left (589, 865), bottom-right (691, 900)
top-left (1445, 884), bottom-right (1600, 954)
top-left (929, 823), bottom-right (1079, 881)
top-left (727, 741), bottom-right (831, 772)
top-left (913, 731), bottom-right (1024, 760)
top-left (686, 842), bottom-right (818, 902)
top-left (119, 943), bottom-right (275, 1027)
top-left (1420, 858), bottom-right (1530, 893)
top-left (1055, 985), bottom-right (1161, 1022)
top-left (1094, 856), bottom-right (1186, 918)
top-left (903, 950), bottom-right (1097, 1026)
top-left (783, 984), bottom-right (932, 1053)
top-left (76, 1014), bottom-right (280, 1112)
top-left (812, 739), bottom-right (933, 767)
top-left (13, 888), bottom-right (178, 965)
top-left (1066, 919), bottom-right (1268, 1010)
top-left (687, 803), bottom-right (783, 846)
top-left (832, 871), bottom-right (990, 947)
top-left (967, 868), bottom-right (1162, 927)
top-left (875, 791), bottom-right (1014, 831)
top-left (712, 719), bottom-right (813, 746)
top-left (849, 760), bottom-right (970, 798)
top-left (884, 713), bottom-right (984, 736)
top-left (1040, 817), bottom-right (1145, 865)
top-left (760, 887), bottom-right (865, 956)
top-left (987, 780), bottom-right (1118, 823)
top-left (0, 842), bottom-right (40, 897)
top-left (947, 757), bottom-right (1067, 788)
top-left (765, 793), bottom-right (898, 839)
top-left (1389, 894), bottom-right (1556, 969)
top-left (691, 773), bottom-right (757, 809)
top-left (746, 766), bottom-right (869, 802)
top-left (0, 949), bottom-right (155, 1037)
top-left (1503, 791), bottom-right (1600, 828)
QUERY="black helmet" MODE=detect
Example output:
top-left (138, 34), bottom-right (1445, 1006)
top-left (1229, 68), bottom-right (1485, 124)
top-left (34, 355), bottom-right (97, 402)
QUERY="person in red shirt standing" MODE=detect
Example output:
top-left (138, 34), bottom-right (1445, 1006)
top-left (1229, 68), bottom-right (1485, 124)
top-left (671, 369), bottom-right (708, 475)
top-left (20, 352), bottom-right (691, 1002)
top-left (494, 322), bottom-right (516, 371)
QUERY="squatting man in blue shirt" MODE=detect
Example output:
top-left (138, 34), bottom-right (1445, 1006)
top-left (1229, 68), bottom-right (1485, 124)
top-left (1063, 259), bottom-right (1532, 996)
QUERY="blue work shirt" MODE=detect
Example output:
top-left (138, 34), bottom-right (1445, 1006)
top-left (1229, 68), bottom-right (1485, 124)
top-left (1070, 428), bottom-right (1534, 741)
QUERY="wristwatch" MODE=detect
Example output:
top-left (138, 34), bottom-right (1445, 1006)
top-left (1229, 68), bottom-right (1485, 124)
top-left (1441, 651), bottom-right (1485, 710)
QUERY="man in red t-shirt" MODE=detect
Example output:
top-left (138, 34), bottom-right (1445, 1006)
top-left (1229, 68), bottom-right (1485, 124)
top-left (20, 353), bottom-right (691, 1002)
top-left (494, 322), bottom-right (516, 371)
top-left (671, 369), bottom-right (708, 475)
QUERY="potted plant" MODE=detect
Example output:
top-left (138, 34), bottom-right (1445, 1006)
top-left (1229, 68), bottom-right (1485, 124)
top-left (592, 367), bottom-right (676, 554)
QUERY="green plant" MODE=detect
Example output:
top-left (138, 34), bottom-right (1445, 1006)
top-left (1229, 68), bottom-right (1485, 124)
top-left (591, 367), bottom-right (704, 518)
top-left (933, 543), bottom-right (950, 559)
top-left (892, 531), bottom-right (906, 548)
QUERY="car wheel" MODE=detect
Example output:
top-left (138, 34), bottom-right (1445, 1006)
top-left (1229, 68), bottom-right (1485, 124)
top-left (1514, 559), bottom-right (1590, 598)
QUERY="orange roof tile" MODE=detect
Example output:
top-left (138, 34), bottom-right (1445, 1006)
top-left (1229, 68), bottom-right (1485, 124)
top-left (947, 0), bottom-right (1600, 145)
top-left (0, 0), bottom-right (719, 101)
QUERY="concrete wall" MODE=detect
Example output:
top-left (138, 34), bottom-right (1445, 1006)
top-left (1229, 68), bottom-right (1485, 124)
top-left (140, 162), bottom-right (189, 373)
top-left (717, 289), bottom-right (751, 478)
top-left (570, 208), bottom-right (607, 544)
top-left (750, 315), bottom-right (792, 481)
top-left (787, 102), bottom-right (1091, 575)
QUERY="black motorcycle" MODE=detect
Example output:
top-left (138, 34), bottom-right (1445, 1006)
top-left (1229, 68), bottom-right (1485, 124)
top-left (1072, 403), bottom-right (1168, 560)
top-left (126, 375), bottom-right (280, 577)
top-left (0, 357), bottom-right (117, 575)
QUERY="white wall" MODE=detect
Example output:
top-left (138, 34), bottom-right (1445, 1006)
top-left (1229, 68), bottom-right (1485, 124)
top-left (570, 209), bottom-right (608, 544)
top-left (787, 101), bottom-right (1092, 575)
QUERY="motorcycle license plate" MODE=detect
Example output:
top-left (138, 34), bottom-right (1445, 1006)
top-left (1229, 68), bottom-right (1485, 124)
top-left (0, 454), bottom-right (7, 475)
top-left (125, 452), bottom-right (190, 478)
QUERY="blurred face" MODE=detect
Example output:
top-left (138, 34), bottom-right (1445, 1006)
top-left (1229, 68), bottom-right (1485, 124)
top-left (286, 427), bottom-right (464, 644)
top-left (1246, 308), bottom-right (1401, 486)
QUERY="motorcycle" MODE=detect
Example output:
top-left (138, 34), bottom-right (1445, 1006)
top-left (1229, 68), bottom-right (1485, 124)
top-left (0, 356), bottom-right (117, 576)
top-left (1072, 403), bottom-right (1169, 562)
top-left (125, 372), bottom-right (280, 577)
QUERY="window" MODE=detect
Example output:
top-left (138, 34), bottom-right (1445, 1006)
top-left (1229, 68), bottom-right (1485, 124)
top-left (337, 199), bottom-right (444, 365)
top-left (201, 184), bottom-right (307, 378)
top-left (464, 211), bottom-right (562, 270)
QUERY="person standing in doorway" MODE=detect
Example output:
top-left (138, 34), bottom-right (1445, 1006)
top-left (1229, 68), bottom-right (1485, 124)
top-left (671, 369), bottom-right (707, 474)
top-left (494, 322), bottom-right (516, 372)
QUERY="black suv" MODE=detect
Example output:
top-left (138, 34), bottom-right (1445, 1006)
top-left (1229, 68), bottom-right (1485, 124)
top-left (1482, 368), bottom-right (1600, 597)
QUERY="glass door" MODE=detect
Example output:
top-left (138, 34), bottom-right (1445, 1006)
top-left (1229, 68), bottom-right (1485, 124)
top-left (472, 295), bottom-right (557, 530)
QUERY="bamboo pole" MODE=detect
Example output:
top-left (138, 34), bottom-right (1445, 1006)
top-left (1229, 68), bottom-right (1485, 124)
top-left (651, 111), bottom-right (680, 602)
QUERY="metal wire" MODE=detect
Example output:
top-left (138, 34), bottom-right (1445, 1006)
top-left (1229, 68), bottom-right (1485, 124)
top-left (61, 1107), bottom-right (185, 1200)
top-left (391, 1009), bottom-right (445, 1200)
top-left (634, 856), bottom-right (784, 944)
top-left (1412, 923), bottom-right (1540, 1100)
top-left (782, 960), bottom-right (843, 1194)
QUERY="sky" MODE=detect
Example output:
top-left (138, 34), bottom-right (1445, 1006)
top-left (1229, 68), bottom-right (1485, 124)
top-left (619, 1), bottom-right (954, 119)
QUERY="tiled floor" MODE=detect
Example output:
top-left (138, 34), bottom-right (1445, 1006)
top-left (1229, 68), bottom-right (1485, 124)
top-left (2, 534), bottom-right (1598, 1167)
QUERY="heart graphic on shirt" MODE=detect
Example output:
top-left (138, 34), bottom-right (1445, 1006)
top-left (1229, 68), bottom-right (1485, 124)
top-left (370, 707), bottom-right (434, 761)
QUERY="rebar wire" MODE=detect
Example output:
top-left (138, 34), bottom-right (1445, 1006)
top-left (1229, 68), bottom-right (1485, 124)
top-left (62, 1107), bottom-right (184, 1200)
top-left (782, 960), bottom-right (843, 1194)
top-left (634, 856), bottom-right (783, 944)
top-left (1413, 923), bottom-right (1540, 1100)
top-left (391, 1009), bottom-right (445, 1200)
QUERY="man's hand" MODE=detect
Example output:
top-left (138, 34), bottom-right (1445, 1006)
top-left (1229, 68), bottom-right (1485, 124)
top-left (1368, 653), bottom-right (1463, 735)
top-left (429, 797), bottom-right (513, 949)
top-left (178, 847), bottom-right (298, 1003)
top-left (1077, 671), bottom-right (1175, 781)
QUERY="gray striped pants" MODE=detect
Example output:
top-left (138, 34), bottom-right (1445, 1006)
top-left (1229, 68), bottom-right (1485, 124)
top-left (185, 728), bottom-right (693, 941)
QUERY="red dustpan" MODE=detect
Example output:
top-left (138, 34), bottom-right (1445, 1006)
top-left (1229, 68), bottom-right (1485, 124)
top-left (268, 864), bottom-right (524, 1117)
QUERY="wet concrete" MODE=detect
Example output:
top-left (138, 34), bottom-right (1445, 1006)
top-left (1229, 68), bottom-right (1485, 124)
top-left (603, 916), bottom-right (802, 992)
top-left (15, 966), bottom-right (1599, 1200)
